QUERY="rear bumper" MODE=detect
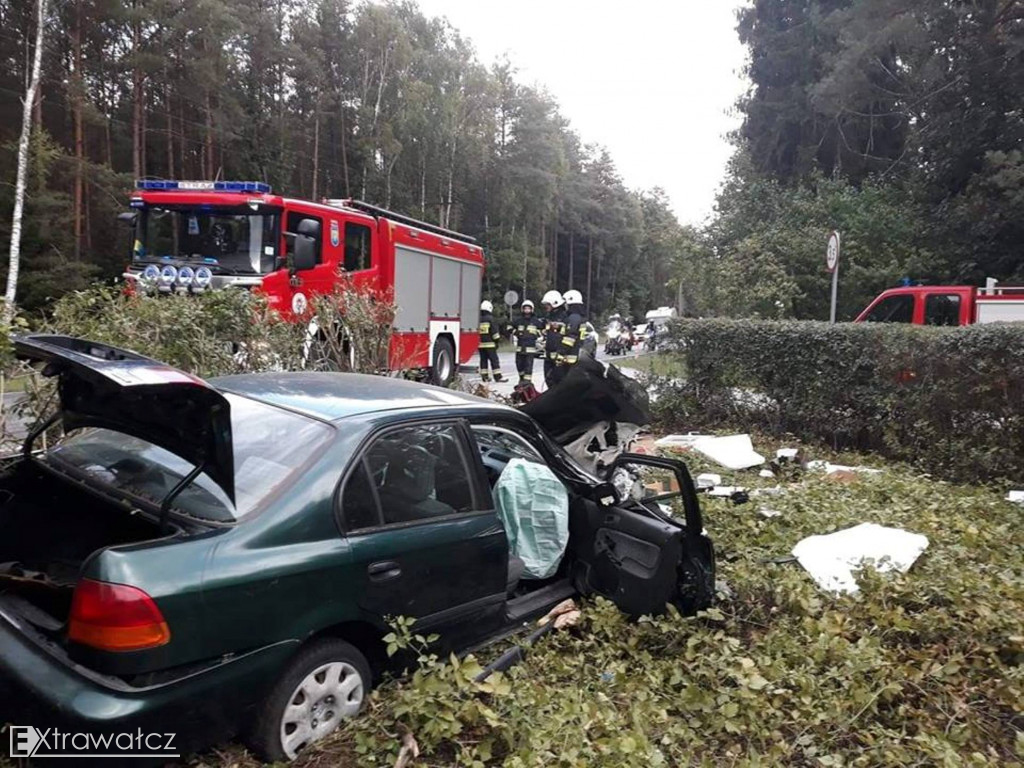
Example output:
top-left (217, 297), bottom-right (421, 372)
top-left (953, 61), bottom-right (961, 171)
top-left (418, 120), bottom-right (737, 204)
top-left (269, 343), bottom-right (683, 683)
top-left (0, 606), bottom-right (298, 754)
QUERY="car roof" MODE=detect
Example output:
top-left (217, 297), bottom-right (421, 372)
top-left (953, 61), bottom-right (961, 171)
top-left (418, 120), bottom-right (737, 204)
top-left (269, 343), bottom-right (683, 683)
top-left (210, 372), bottom-right (504, 422)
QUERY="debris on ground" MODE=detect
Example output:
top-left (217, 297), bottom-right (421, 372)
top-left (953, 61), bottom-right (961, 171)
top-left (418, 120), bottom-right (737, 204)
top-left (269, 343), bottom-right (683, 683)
top-left (792, 522), bottom-right (930, 594)
top-left (653, 432), bottom-right (705, 449)
top-left (752, 486), bottom-right (786, 497)
top-left (776, 447), bottom-right (800, 462)
top-left (393, 726), bottom-right (420, 768)
top-left (806, 460), bottom-right (883, 475)
top-left (758, 508), bottom-right (782, 518)
top-left (758, 468), bottom-right (775, 479)
top-left (692, 434), bottom-right (765, 470)
top-left (696, 472), bottom-right (722, 489)
top-left (474, 599), bottom-right (580, 683)
top-left (1006, 490), bottom-right (1024, 504)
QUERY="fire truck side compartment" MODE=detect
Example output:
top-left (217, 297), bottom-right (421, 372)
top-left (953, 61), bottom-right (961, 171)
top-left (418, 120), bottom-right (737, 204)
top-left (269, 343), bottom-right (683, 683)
top-left (394, 246), bottom-right (432, 331)
top-left (431, 257), bottom-right (461, 319)
top-left (461, 264), bottom-right (481, 331)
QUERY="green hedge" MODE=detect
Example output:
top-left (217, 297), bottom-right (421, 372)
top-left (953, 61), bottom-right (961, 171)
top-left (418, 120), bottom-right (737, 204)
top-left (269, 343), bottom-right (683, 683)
top-left (655, 319), bottom-right (1024, 483)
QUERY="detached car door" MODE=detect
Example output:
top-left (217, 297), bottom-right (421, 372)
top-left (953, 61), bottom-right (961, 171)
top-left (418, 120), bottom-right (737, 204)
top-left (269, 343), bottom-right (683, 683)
top-left (568, 454), bottom-right (715, 617)
top-left (338, 420), bottom-right (508, 640)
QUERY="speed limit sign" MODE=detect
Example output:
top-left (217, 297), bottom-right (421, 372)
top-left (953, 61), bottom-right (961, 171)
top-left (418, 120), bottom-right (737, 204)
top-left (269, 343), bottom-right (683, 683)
top-left (826, 231), bottom-right (840, 273)
top-left (827, 231), bottom-right (841, 323)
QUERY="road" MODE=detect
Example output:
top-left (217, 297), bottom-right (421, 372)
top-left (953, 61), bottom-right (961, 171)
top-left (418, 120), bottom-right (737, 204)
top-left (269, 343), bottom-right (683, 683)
top-left (460, 345), bottom-right (645, 397)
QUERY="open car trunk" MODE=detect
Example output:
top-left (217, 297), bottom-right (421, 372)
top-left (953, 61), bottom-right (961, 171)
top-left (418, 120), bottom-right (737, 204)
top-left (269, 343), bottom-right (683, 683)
top-left (0, 460), bottom-right (174, 628)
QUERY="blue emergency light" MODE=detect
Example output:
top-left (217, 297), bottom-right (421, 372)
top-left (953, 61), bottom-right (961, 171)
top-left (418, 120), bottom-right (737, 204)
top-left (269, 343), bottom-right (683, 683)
top-left (134, 179), bottom-right (272, 194)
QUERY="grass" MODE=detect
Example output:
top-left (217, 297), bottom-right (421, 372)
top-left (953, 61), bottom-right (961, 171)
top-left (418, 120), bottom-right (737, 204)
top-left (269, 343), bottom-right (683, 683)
top-left (614, 351), bottom-right (686, 377)
top-left (181, 435), bottom-right (1023, 767)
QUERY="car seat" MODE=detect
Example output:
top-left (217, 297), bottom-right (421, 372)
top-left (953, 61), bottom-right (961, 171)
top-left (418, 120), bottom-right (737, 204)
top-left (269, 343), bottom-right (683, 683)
top-left (374, 442), bottom-right (455, 523)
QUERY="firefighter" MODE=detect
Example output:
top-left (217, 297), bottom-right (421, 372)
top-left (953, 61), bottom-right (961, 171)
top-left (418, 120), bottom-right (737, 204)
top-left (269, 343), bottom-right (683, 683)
top-left (513, 299), bottom-right (544, 385)
top-left (478, 300), bottom-right (504, 382)
top-left (541, 290), bottom-right (567, 388)
top-left (558, 289), bottom-right (589, 375)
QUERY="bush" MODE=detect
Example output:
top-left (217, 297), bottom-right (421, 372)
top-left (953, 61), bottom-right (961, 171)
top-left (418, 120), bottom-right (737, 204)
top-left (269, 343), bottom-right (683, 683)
top-left (44, 286), bottom-right (305, 376)
top-left (654, 319), bottom-right (1024, 484)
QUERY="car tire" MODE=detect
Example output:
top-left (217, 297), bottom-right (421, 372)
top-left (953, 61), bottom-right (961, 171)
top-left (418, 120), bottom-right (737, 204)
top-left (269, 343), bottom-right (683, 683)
top-left (246, 638), bottom-right (371, 763)
top-left (431, 336), bottom-right (456, 387)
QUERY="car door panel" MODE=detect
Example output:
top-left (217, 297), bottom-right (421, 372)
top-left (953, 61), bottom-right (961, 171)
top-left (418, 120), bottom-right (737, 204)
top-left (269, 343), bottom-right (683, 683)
top-left (340, 420), bottom-right (508, 644)
top-left (347, 513), bottom-right (506, 621)
top-left (568, 498), bottom-right (683, 617)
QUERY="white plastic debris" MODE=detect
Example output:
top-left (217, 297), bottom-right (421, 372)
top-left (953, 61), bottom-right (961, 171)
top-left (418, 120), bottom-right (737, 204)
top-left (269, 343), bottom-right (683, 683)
top-left (654, 433), bottom-right (704, 449)
top-left (707, 485), bottom-right (746, 497)
top-left (806, 461), bottom-right (882, 476)
top-left (758, 508), bottom-right (782, 519)
top-left (696, 472), bottom-right (722, 489)
top-left (792, 523), bottom-right (929, 594)
top-left (752, 486), bottom-right (786, 497)
top-left (1006, 490), bottom-right (1024, 504)
top-left (692, 434), bottom-right (765, 470)
top-left (776, 448), bottom-right (799, 461)
top-left (758, 469), bottom-right (776, 479)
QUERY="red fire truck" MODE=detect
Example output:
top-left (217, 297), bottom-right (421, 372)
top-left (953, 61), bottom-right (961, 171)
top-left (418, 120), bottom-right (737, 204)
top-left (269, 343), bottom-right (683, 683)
top-left (121, 180), bottom-right (483, 385)
top-left (854, 279), bottom-right (1024, 326)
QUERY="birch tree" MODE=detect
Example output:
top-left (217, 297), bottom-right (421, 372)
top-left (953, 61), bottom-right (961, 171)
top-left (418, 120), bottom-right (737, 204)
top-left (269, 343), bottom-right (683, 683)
top-left (4, 0), bottom-right (47, 325)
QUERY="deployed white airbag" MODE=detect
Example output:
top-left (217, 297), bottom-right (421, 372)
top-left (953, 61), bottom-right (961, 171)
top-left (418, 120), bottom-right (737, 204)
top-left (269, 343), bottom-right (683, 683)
top-left (494, 458), bottom-right (570, 580)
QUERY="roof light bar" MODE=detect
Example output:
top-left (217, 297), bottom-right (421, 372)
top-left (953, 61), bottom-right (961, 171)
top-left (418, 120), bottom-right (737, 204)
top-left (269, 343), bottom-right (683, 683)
top-left (134, 180), bottom-right (272, 194)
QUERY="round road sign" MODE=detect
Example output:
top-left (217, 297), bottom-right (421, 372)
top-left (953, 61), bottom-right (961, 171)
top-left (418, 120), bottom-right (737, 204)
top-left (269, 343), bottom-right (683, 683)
top-left (503, 289), bottom-right (519, 306)
top-left (826, 231), bottom-right (841, 273)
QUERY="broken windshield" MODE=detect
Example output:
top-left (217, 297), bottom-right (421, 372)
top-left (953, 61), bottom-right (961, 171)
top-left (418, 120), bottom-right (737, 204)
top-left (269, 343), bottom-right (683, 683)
top-left (135, 205), bottom-right (280, 274)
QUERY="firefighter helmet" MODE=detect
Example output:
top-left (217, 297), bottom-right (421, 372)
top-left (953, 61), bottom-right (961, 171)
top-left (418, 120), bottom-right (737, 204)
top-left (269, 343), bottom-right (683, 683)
top-left (480, 300), bottom-right (493, 313)
top-left (563, 289), bottom-right (584, 306)
top-left (541, 290), bottom-right (564, 308)
top-left (522, 299), bottom-right (535, 311)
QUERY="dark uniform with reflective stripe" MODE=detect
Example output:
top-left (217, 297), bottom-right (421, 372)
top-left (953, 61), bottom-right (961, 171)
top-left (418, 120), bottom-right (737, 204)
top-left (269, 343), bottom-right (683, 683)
top-left (558, 307), bottom-right (588, 376)
top-left (478, 310), bottom-right (503, 382)
top-left (514, 312), bottom-right (544, 384)
top-left (543, 306), bottom-right (568, 388)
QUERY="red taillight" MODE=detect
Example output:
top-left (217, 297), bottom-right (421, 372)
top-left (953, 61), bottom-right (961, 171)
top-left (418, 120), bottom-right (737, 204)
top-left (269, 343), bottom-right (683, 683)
top-left (68, 579), bottom-right (171, 651)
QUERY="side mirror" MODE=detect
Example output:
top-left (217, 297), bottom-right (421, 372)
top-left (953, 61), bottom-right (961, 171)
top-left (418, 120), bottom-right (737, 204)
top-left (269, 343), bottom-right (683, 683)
top-left (117, 211), bottom-right (138, 226)
top-left (292, 235), bottom-right (317, 271)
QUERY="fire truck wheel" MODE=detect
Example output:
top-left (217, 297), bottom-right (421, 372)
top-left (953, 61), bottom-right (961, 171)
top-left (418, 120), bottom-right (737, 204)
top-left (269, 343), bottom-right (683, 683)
top-left (431, 337), bottom-right (456, 387)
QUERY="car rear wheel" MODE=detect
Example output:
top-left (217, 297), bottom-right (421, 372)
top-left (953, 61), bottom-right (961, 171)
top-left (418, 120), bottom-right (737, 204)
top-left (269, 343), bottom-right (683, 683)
top-left (431, 336), bottom-right (456, 387)
top-left (246, 638), bottom-right (370, 762)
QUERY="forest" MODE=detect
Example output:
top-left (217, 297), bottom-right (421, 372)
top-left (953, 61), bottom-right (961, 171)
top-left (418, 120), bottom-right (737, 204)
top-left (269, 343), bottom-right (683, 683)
top-left (0, 0), bottom-right (1021, 321)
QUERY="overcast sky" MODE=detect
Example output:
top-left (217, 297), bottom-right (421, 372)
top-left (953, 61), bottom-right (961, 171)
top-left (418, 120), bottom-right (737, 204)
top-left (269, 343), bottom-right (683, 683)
top-left (414, 0), bottom-right (750, 225)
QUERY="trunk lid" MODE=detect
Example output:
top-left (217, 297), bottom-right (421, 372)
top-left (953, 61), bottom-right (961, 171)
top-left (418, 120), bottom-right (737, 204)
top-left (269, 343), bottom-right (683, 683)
top-left (15, 334), bottom-right (235, 504)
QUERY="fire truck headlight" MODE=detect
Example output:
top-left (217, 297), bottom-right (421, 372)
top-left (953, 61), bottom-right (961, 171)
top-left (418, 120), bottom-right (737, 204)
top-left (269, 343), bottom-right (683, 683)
top-left (159, 265), bottom-right (178, 287)
top-left (177, 266), bottom-right (195, 287)
top-left (141, 264), bottom-right (160, 286)
top-left (194, 266), bottom-right (213, 289)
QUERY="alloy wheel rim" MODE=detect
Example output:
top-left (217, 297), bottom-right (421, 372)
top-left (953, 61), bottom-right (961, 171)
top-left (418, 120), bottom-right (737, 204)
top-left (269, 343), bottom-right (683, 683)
top-left (279, 661), bottom-right (363, 759)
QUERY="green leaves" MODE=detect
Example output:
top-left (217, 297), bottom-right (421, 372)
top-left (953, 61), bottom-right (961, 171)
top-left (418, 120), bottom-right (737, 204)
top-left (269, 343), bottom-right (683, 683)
top-left (656, 319), bottom-right (1024, 484)
top-left (296, 443), bottom-right (1023, 767)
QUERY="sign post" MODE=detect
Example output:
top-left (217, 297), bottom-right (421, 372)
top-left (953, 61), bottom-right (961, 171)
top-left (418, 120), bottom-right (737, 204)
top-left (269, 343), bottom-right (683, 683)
top-left (826, 231), bottom-right (840, 323)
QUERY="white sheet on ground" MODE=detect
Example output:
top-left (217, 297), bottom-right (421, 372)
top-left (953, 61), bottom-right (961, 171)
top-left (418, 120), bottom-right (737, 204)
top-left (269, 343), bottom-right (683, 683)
top-left (792, 522), bottom-right (929, 594)
top-left (693, 434), bottom-right (765, 470)
top-left (494, 458), bottom-right (570, 580)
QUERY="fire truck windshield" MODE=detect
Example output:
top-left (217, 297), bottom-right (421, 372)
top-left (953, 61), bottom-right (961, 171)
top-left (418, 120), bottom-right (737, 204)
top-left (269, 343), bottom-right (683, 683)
top-left (135, 205), bottom-right (280, 274)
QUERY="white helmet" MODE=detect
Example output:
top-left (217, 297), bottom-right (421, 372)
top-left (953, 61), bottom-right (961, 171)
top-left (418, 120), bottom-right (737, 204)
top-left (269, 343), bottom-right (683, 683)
top-left (521, 299), bottom-right (535, 311)
top-left (542, 290), bottom-right (564, 308)
top-left (563, 289), bottom-right (583, 306)
top-left (480, 300), bottom-right (493, 313)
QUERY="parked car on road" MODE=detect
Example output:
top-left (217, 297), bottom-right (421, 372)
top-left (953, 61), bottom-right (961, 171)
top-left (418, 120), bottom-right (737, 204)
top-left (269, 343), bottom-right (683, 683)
top-left (0, 335), bottom-right (714, 761)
